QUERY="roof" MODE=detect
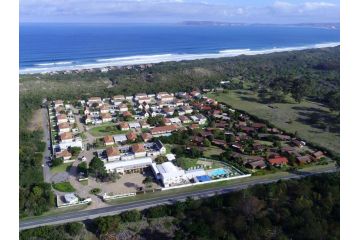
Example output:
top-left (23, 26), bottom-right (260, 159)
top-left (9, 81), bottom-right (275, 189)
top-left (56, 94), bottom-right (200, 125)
top-left (119, 122), bottom-right (129, 128)
top-left (150, 125), bottom-right (178, 134)
top-left (297, 155), bottom-right (311, 163)
top-left (105, 157), bottom-right (153, 171)
top-left (88, 97), bottom-right (101, 101)
top-left (113, 95), bottom-right (125, 100)
top-left (56, 150), bottom-right (72, 158)
top-left (113, 134), bottom-right (127, 142)
top-left (57, 114), bottom-right (67, 120)
top-left (132, 143), bottom-right (146, 153)
top-left (141, 133), bottom-right (152, 140)
top-left (103, 135), bottom-right (114, 144)
top-left (58, 122), bottom-right (70, 129)
top-left (101, 113), bottom-right (112, 119)
top-left (126, 131), bottom-right (137, 140)
top-left (268, 156), bottom-right (288, 165)
top-left (60, 132), bottom-right (73, 141)
top-left (106, 147), bottom-right (120, 157)
top-left (312, 151), bottom-right (324, 158)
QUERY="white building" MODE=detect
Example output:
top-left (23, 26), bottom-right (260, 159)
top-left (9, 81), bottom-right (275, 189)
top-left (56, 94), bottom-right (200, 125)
top-left (64, 193), bottom-right (79, 204)
top-left (151, 162), bottom-right (188, 188)
top-left (105, 157), bottom-right (153, 174)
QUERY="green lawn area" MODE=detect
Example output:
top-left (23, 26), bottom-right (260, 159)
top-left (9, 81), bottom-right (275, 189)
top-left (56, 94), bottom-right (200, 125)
top-left (203, 146), bottom-right (224, 158)
top-left (50, 162), bottom-right (73, 174)
top-left (52, 181), bottom-right (76, 192)
top-left (207, 90), bottom-right (339, 154)
top-left (175, 157), bottom-right (198, 170)
top-left (89, 124), bottom-right (129, 137)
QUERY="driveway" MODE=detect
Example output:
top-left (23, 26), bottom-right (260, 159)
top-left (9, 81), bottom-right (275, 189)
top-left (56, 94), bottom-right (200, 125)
top-left (41, 107), bottom-right (52, 183)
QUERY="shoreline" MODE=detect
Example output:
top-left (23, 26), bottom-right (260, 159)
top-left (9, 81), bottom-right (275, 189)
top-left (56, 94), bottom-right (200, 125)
top-left (19, 42), bottom-right (339, 75)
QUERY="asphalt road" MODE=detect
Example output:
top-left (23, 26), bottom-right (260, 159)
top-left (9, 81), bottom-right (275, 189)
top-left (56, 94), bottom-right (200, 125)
top-left (20, 166), bottom-right (338, 230)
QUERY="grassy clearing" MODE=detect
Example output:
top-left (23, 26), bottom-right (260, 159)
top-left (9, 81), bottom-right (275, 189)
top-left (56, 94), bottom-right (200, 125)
top-left (203, 146), bottom-right (224, 158)
top-left (52, 181), bottom-right (76, 192)
top-left (50, 162), bottom-right (73, 174)
top-left (175, 157), bottom-right (198, 170)
top-left (207, 90), bottom-right (339, 154)
top-left (89, 124), bottom-right (129, 137)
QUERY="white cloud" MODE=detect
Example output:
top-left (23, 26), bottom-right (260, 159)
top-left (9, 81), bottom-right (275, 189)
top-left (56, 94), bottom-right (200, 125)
top-left (303, 2), bottom-right (336, 10)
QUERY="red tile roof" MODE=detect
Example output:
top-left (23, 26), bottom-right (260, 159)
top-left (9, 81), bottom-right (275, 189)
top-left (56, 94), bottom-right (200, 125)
top-left (268, 156), bottom-right (288, 165)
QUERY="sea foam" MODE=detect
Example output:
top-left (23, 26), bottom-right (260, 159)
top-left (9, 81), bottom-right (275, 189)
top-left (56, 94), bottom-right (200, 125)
top-left (19, 42), bottom-right (339, 74)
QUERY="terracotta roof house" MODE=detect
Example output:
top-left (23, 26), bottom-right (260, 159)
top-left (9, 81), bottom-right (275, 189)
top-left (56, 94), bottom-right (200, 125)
top-left (212, 139), bottom-right (227, 148)
top-left (188, 124), bottom-right (199, 130)
top-left (252, 123), bottom-right (267, 129)
top-left (151, 125), bottom-right (178, 136)
top-left (296, 155), bottom-right (312, 164)
top-left (246, 160), bottom-right (266, 169)
top-left (58, 122), bottom-right (71, 133)
top-left (101, 113), bottom-right (112, 122)
top-left (141, 133), bottom-right (153, 142)
top-left (268, 156), bottom-right (288, 166)
top-left (106, 147), bottom-right (120, 161)
top-left (311, 151), bottom-right (324, 160)
top-left (119, 122), bottom-right (130, 131)
top-left (123, 111), bottom-right (132, 117)
top-left (292, 139), bottom-right (305, 148)
top-left (60, 132), bottom-right (73, 142)
top-left (57, 114), bottom-right (68, 123)
top-left (126, 131), bottom-right (137, 141)
top-left (132, 143), bottom-right (146, 153)
top-left (103, 135), bottom-right (115, 146)
top-left (56, 150), bottom-right (72, 160)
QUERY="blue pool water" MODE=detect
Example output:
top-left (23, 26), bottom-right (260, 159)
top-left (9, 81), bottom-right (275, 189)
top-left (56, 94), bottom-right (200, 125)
top-left (207, 168), bottom-right (228, 177)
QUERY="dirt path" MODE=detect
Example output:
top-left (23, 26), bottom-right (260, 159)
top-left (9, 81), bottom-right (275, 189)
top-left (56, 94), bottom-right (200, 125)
top-left (28, 109), bottom-right (43, 131)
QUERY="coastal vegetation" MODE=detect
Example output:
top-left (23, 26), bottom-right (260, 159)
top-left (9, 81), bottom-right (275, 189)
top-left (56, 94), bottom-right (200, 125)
top-left (20, 173), bottom-right (340, 239)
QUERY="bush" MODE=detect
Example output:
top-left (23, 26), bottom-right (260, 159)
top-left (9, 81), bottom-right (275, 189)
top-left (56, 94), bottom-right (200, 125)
top-left (52, 182), bottom-right (76, 192)
top-left (90, 188), bottom-right (101, 195)
top-left (64, 222), bottom-right (83, 236)
top-left (52, 158), bottom-right (63, 167)
top-left (146, 205), bottom-right (169, 218)
top-left (121, 209), bottom-right (142, 222)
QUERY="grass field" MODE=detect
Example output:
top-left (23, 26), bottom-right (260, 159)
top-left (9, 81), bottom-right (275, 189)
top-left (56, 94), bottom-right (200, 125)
top-left (50, 162), bottom-right (73, 174)
top-left (203, 146), bottom-right (224, 158)
top-left (207, 90), bottom-right (339, 154)
top-left (89, 124), bottom-right (129, 137)
top-left (52, 181), bottom-right (76, 192)
top-left (175, 157), bottom-right (198, 170)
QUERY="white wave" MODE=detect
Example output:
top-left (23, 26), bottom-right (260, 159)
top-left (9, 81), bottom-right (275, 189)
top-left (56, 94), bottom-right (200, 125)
top-left (36, 61), bottom-right (73, 66)
top-left (20, 42), bottom-right (340, 74)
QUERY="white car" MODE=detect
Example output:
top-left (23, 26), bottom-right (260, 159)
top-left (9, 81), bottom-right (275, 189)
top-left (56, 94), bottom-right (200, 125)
top-left (80, 156), bottom-right (87, 162)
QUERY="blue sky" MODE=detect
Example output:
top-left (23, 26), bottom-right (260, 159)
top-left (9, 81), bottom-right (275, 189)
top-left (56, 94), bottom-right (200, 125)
top-left (20, 0), bottom-right (340, 23)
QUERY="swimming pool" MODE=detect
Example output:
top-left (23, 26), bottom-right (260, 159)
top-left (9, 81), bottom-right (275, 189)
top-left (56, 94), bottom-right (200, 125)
top-left (207, 168), bottom-right (229, 177)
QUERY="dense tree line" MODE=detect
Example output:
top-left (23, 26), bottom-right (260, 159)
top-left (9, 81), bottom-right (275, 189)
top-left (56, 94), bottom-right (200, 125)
top-left (20, 47), bottom-right (339, 109)
top-left (19, 94), bottom-right (56, 217)
top-left (20, 173), bottom-right (339, 239)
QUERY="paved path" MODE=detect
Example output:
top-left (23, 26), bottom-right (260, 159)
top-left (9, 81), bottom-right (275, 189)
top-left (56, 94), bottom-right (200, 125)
top-left (41, 107), bottom-right (52, 183)
top-left (20, 166), bottom-right (338, 230)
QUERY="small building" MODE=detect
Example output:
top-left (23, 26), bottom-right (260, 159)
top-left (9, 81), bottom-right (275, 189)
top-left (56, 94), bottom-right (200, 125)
top-left (106, 147), bottom-right (121, 162)
top-left (105, 157), bottom-right (153, 174)
top-left (101, 113), bottom-right (112, 123)
top-left (119, 122), bottom-right (130, 131)
top-left (132, 143), bottom-right (147, 158)
top-left (126, 131), bottom-right (137, 141)
top-left (311, 151), bottom-right (324, 160)
top-left (268, 156), bottom-right (288, 167)
top-left (245, 160), bottom-right (266, 169)
top-left (113, 134), bottom-right (127, 143)
top-left (58, 122), bottom-right (71, 133)
top-left (64, 193), bottom-right (79, 204)
top-left (60, 132), bottom-right (73, 143)
top-left (129, 122), bottom-right (141, 129)
top-left (56, 150), bottom-right (72, 161)
top-left (179, 115), bottom-right (191, 124)
top-left (57, 114), bottom-right (68, 124)
top-left (103, 135), bottom-right (115, 146)
top-left (296, 155), bottom-right (312, 164)
top-left (141, 133), bottom-right (153, 142)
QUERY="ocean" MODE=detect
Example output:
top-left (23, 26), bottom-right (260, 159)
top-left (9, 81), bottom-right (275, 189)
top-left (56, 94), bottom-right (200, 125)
top-left (20, 23), bottom-right (340, 74)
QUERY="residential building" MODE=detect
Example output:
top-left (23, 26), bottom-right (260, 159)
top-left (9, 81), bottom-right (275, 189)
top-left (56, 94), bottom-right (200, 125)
top-left (132, 143), bottom-right (147, 158)
top-left (103, 135), bottom-right (115, 146)
top-left (106, 147), bottom-right (121, 162)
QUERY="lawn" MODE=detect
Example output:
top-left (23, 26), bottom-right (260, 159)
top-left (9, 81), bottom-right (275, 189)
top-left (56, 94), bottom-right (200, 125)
top-left (207, 90), bottom-right (340, 154)
top-left (88, 124), bottom-right (129, 137)
top-left (52, 181), bottom-right (76, 192)
top-left (50, 162), bottom-right (73, 174)
top-left (175, 157), bottom-right (198, 170)
top-left (203, 146), bottom-right (224, 158)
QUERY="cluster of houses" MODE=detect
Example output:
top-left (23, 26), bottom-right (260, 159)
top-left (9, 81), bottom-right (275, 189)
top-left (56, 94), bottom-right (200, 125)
top-left (50, 100), bottom-right (83, 161)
